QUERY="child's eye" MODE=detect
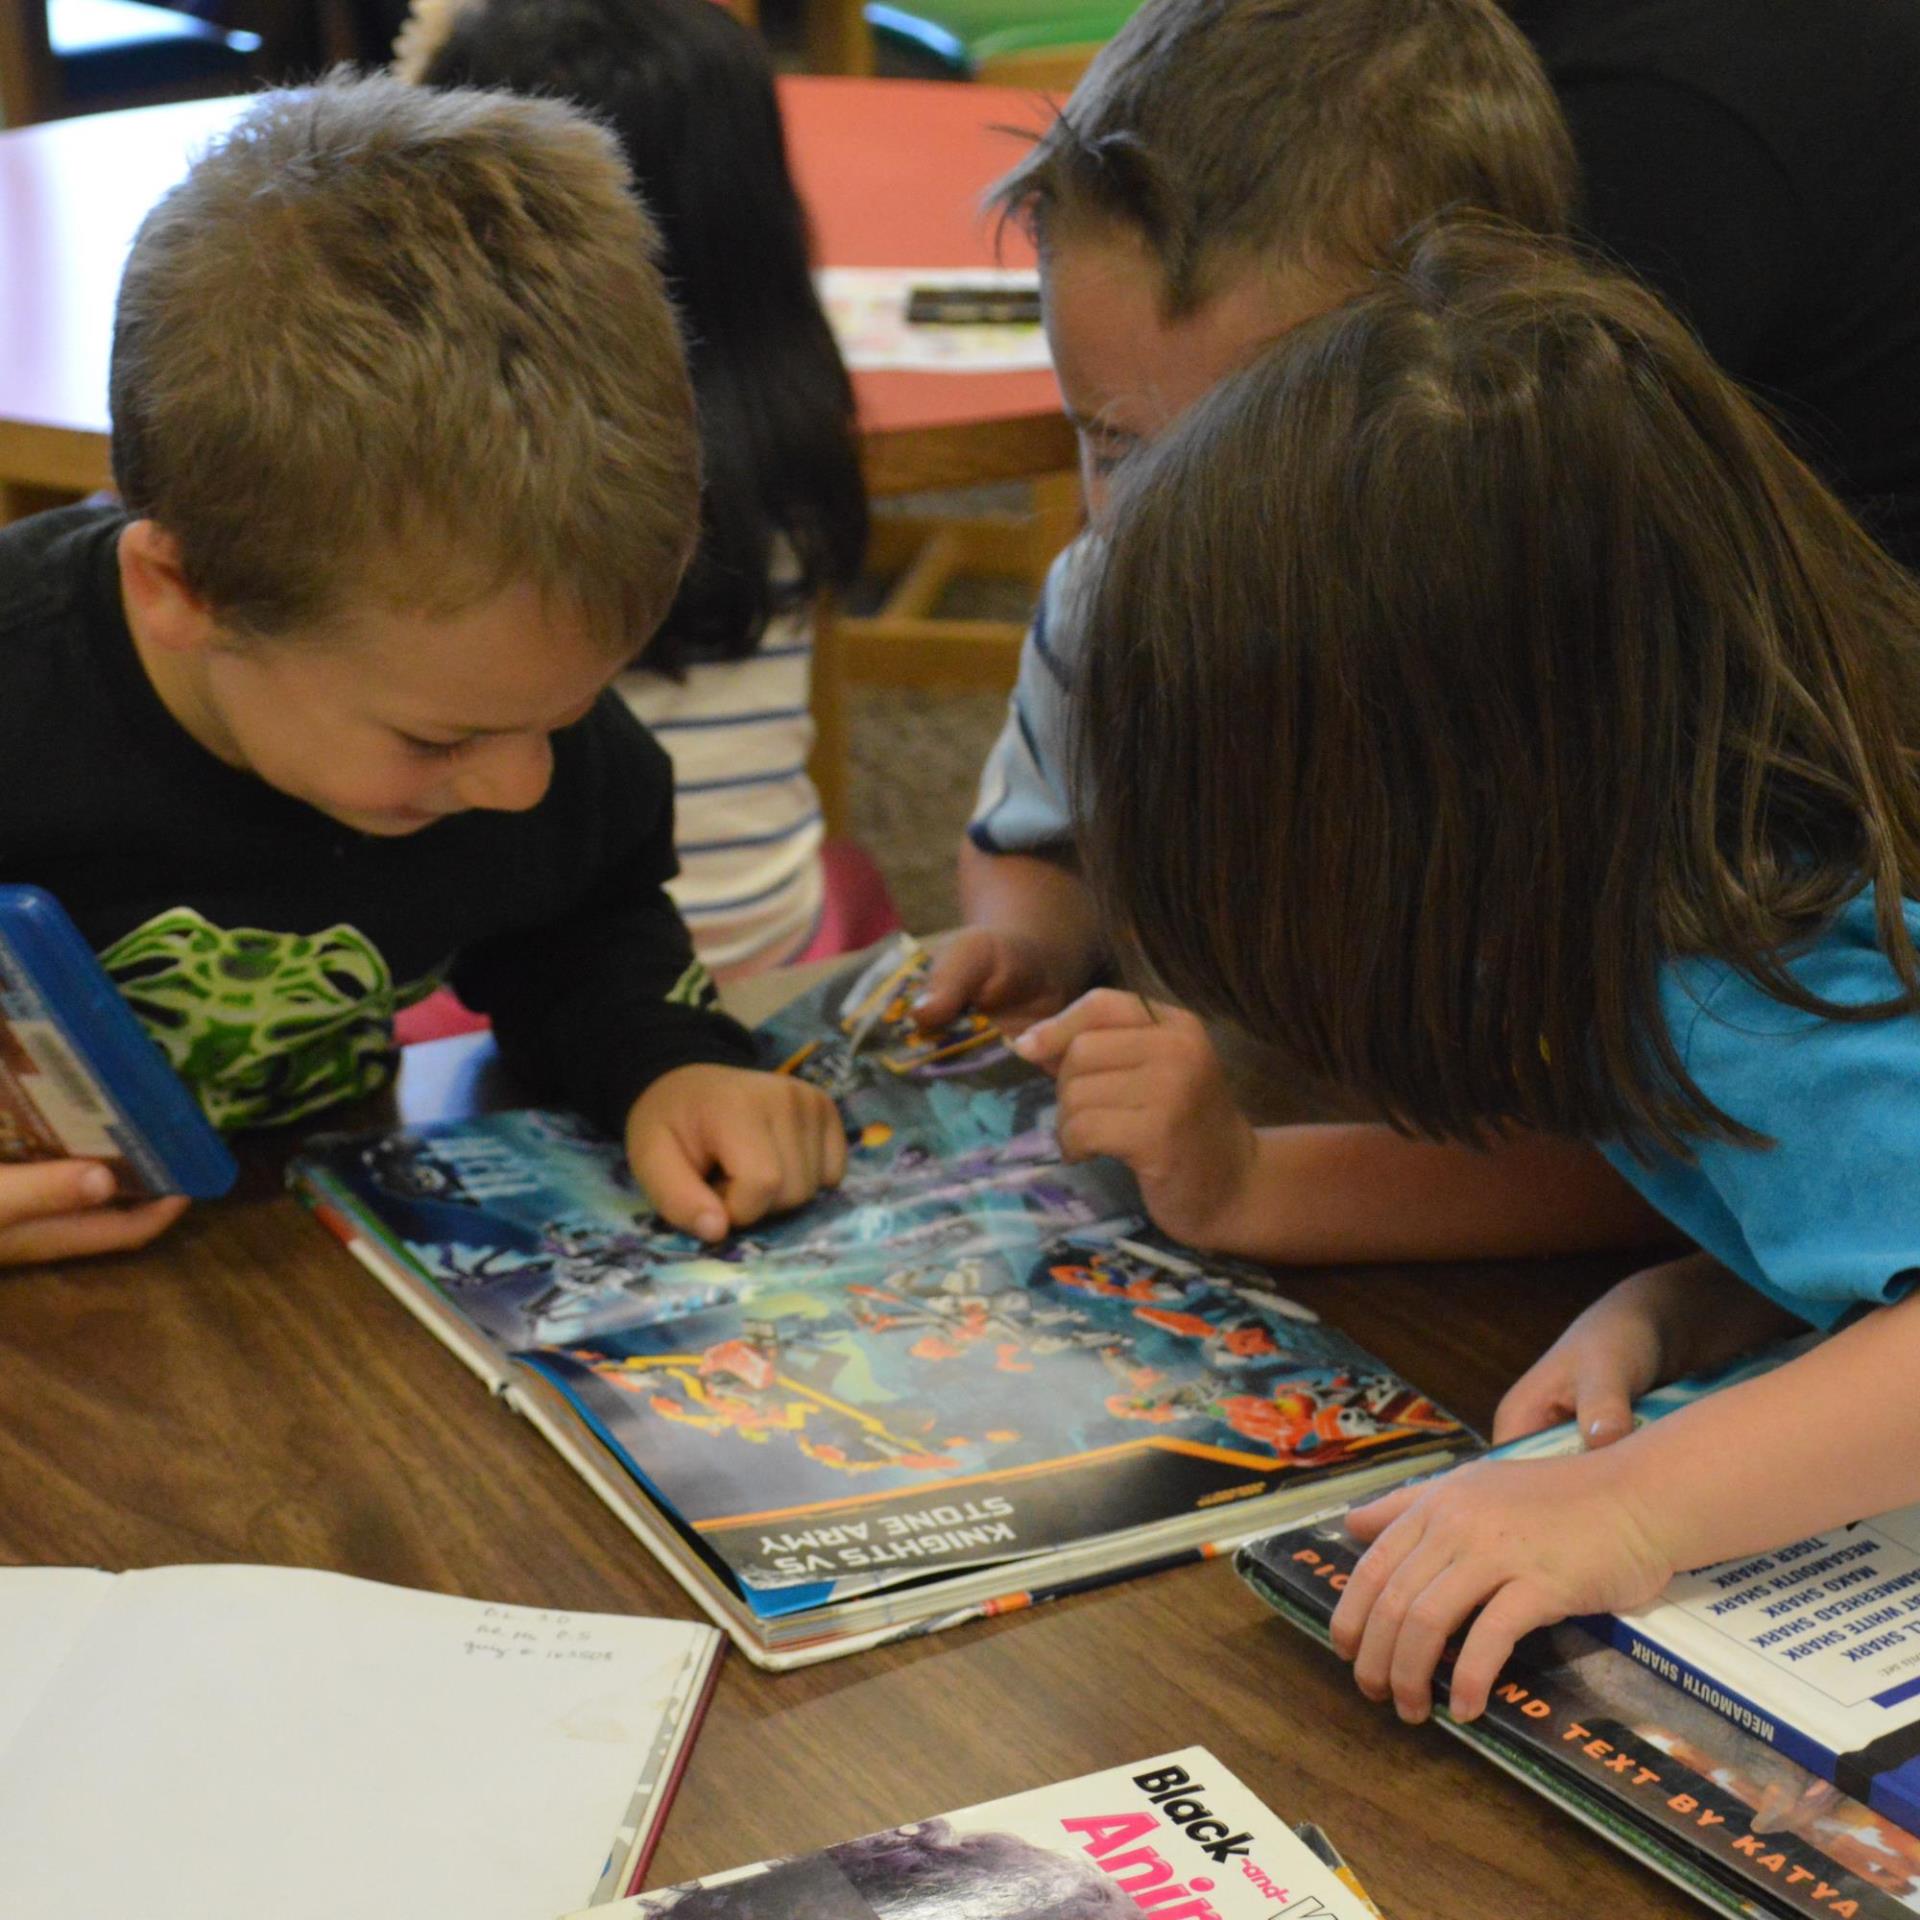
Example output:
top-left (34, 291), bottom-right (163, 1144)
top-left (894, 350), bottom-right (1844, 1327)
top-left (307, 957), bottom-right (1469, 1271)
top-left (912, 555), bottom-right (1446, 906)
top-left (398, 733), bottom-right (466, 760)
top-left (1085, 435), bottom-right (1138, 478)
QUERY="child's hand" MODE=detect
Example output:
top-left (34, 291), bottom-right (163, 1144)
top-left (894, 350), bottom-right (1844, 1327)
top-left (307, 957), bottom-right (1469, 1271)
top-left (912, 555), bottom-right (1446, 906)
top-left (1492, 1274), bottom-right (1668, 1449)
top-left (1330, 1451), bottom-right (1676, 1724)
top-left (913, 928), bottom-right (1081, 1037)
top-left (0, 1160), bottom-right (189, 1267)
top-left (626, 1064), bottom-right (846, 1242)
top-left (1012, 991), bottom-right (1258, 1248)
top-left (1493, 1251), bottom-right (1795, 1449)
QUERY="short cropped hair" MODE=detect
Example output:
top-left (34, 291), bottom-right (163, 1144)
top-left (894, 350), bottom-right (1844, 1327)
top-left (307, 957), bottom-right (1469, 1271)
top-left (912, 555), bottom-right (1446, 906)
top-left (110, 71), bottom-right (698, 645)
top-left (406, 0), bottom-right (868, 678)
top-left (1075, 220), bottom-right (1920, 1153)
top-left (993, 0), bottom-right (1576, 313)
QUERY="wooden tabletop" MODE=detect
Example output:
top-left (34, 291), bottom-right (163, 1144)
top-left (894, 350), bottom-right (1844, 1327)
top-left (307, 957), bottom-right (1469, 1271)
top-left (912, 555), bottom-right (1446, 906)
top-left (0, 967), bottom-right (1687, 1917)
top-left (0, 76), bottom-right (1074, 509)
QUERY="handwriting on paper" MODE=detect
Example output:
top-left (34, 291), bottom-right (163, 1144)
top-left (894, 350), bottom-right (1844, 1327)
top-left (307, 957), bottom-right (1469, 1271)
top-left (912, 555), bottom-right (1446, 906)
top-left (461, 1605), bottom-right (617, 1664)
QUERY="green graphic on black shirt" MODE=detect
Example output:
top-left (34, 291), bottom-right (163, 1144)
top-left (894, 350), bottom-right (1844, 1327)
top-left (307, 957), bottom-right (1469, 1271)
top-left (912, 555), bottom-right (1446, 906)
top-left (101, 908), bottom-right (433, 1130)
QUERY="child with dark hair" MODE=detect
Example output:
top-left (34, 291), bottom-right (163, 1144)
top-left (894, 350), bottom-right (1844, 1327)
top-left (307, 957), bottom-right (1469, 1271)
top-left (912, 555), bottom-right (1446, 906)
top-left (402, 0), bottom-right (868, 977)
top-left (1021, 219), bottom-right (1920, 1731)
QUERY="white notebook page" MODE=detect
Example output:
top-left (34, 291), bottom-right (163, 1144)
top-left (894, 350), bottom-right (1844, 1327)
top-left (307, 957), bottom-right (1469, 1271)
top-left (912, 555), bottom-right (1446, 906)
top-left (0, 1571), bottom-right (112, 1758)
top-left (0, 1564), bottom-right (717, 1920)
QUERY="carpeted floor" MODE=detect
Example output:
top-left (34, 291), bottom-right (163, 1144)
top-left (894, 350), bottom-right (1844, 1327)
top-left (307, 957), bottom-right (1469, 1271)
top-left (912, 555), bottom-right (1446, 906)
top-left (841, 560), bottom-right (1036, 935)
top-left (760, 2), bottom-right (1058, 935)
top-left (846, 680), bottom-right (1009, 934)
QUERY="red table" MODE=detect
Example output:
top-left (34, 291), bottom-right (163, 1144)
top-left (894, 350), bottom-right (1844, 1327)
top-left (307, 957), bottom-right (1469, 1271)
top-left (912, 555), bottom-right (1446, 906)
top-left (0, 76), bottom-right (1075, 514)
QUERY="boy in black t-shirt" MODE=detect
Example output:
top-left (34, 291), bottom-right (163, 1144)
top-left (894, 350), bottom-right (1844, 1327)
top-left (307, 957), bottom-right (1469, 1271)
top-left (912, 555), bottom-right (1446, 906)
top-left (0, 75), bottom-right (843, 1265)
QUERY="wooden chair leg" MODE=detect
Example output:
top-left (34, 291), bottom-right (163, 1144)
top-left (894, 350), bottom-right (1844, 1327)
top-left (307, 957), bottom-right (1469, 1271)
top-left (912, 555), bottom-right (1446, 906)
top-left (864, 472), bottom-right (1083, 588)
top-left (809, 595), bottom-right (852, 841)
top-left (875, 525), bottom-right (967, 620)
top-left (0, 482), bottom-right (82, 525)
top-left (805, 0), bottom-right (872, 74)
top-left (0, 0), bottom-right (61, 126)
top-left (819, 471), bottom-right (1075, 822)
top-left (1028, 469), bottom-right (1083, 559)
top-left (977, 43), bottom-right (1105, 92)
top-left (838, 617), bottom-right (1024, 690)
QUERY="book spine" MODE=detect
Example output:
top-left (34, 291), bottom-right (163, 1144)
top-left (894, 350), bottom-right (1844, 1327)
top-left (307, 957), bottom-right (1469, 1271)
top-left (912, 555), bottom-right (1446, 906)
top-left (1872, 1753), bottom-right (1920, 1839)
top-left (758, 1548), bottom-right (1222, 1671)
top-left (598, 1635), bottom-right (725, 1901)
top-left (1237, 1560), bottom-right (1767, 1920)
top-left (1241, 1534), bottom-right (1920, 1920)
top-left (1590, 1612), bottom-right (1844, 1786)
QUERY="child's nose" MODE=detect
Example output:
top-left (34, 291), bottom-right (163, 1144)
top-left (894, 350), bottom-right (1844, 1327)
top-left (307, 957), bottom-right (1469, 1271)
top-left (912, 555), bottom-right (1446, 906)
top-left (454, 733), bottom-right (553, 813)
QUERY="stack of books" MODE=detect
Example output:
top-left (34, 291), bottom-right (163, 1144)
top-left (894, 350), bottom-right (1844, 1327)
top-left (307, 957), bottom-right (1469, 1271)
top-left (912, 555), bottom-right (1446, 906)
top-left (1241, 1349), bottom-right (1920, 1919)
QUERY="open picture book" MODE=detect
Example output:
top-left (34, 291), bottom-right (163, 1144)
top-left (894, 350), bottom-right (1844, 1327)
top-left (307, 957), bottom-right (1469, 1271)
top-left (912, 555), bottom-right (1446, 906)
top-left (290, 939), bottom-right (1471, 1668)
top-left (0, 1563), bottom-right (720, 1920)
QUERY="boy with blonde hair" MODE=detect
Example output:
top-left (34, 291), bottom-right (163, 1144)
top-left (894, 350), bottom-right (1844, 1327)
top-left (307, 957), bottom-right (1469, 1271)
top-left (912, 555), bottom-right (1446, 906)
top-left (0, 74), bottom-right (841, 1264)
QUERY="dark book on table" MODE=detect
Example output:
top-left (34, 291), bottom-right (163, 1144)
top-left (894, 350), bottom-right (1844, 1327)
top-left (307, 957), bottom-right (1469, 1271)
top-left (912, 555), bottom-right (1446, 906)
top-left (1413, 1349), bottom-right (1920, 1852)
top-left (288, 939), bottom-right (1469, 1668)
top-left (1591, 1499), bottom-right (1920, 1839)
top-left (1239, 1353), bottom-right (1920, 1920)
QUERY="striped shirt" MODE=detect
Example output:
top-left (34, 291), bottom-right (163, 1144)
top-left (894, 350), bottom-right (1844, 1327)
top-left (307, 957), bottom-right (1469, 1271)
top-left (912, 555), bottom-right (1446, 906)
top-left (618, 600), bottom-right (825, 978)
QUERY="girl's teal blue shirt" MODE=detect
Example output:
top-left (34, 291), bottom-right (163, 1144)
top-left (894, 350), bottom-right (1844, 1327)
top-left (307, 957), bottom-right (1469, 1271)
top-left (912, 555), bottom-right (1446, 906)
top-left (1598, 890), bottom-right (1920, 1329)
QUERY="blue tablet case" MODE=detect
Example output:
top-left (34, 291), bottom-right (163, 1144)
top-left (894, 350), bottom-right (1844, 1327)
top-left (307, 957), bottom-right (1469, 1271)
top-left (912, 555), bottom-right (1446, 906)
top-left (0, 886), bottom-right (237, 1199)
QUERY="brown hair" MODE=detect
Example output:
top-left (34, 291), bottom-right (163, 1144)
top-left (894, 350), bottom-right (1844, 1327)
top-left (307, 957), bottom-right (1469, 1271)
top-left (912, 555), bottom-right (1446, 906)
top-left (1074, 219), bottom-right (1920, 1152)
top-left (110, 70), bottom-right (697, 647)
top-left (992, 0), bottom-right (1577, 315)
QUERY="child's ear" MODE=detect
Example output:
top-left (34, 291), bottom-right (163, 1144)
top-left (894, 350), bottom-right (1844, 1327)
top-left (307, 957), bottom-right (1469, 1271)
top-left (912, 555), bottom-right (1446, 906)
top-left (118, 518), bottom-right (220, 654)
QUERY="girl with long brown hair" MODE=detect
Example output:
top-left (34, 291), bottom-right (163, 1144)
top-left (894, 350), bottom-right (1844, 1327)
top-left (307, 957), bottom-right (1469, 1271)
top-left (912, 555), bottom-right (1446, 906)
top-left (1015, 219), bottom-right (1920, 1725)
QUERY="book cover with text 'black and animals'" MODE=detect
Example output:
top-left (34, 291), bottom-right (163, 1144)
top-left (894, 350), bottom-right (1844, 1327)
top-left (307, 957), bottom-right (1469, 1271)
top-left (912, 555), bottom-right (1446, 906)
top-left (580, 1749), bottom-right (1373, 1920)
